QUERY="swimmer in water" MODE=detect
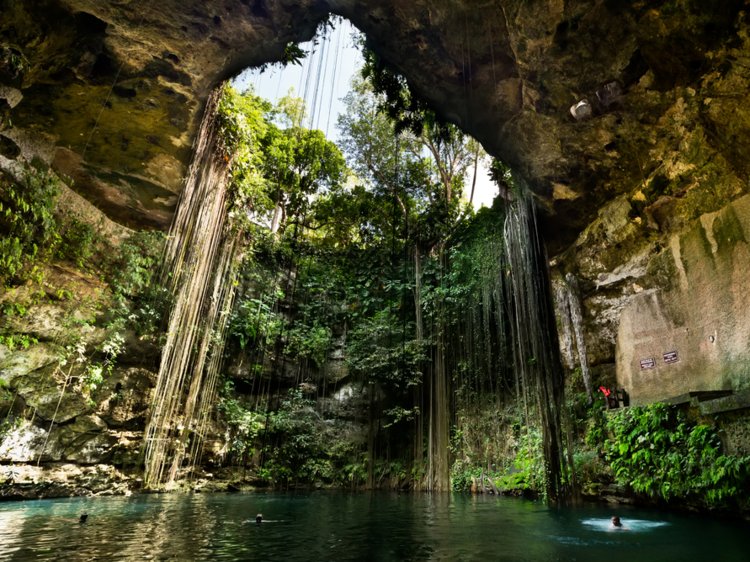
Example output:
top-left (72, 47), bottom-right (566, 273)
top-left (256, 513), bottom-right (262, 525)
top-left (79, 513), bottom-right (88, 524)
top-left (610, 516), bottom-right (627, 529)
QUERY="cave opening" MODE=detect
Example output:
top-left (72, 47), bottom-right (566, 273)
top-left (135, 12), bottom-right (572, 500)
top-left (3, 2), bottom-right (750, 540)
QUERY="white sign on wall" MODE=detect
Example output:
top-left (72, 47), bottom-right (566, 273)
top-left (639, 358), bottom-right (656, 370)
top-left (663, 350), bottom-right (679, 364)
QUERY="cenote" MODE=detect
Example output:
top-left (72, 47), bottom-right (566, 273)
top-left (3, 3), bottom-right (750, 560)
top-left (1, 493), bottom-right (748, 561)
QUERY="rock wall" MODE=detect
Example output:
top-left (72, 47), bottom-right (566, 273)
top-left (617, 196), bottom-right (750, 404)
top-left (0, 258), bottom-right (157, 465)
top-left (550, 15), bottom-right (750, 402)
top-left (555, 190), bottom-right (750, 406)
top-left (0, 169), bottom-right (159, 496)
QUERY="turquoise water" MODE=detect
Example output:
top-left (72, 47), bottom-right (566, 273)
top-left (0, 492), bottom-right (747, 561)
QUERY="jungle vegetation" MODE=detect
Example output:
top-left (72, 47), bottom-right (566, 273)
top-left (1, 49), bottom-right (748, 511)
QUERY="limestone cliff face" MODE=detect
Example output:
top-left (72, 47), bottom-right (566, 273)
top-left (615, 196), bottom-right (750, 404)
top-left (0, 259), bottom-right (156, 469)
top-left (2, 0), bottom-right (750, 403)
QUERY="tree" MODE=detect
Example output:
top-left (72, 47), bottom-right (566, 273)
top-left (261, 94), bottom-right (347, 236)
top-left (337, 73), bottom-right (476, 490)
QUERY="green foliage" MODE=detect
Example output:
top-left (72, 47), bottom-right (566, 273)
top-left (0, 166), bottom-right (61, 284)
top-left (57, 217), bottom-right (96, 268)
top-left (218, 86), bottom-right (273, 232)
top-left (218, 383), bottom-right (368, 487)
top-left (70, 332), bottom-right (125, 403)
top-left (488, 159), bottom-right (513, 188)
top-left (450, 410), bottom-right (546, 496)
top-left (347, 309), bottom-right (426, 390)
top-left (0, 413), bottom-right (21, 443)
top-left (261, 389), bottom-right (332, 484)
top-left (496, 427), bottom-right (546, 494)
top-left (218, 86), bottom-right (346, 238)
top-left (285, 324), bottom-right (332, 367)
top-left (382, 405), bottom-right (420, 429)
top-left (584, 395), bottom-right (608, 448)
top-left (0, 166), bottom-right (101, 283)
top-left (340, 454), bottom-right (368, 486)
top-left (572, 450), bottom-right (605, 490)
top-left (228, 295), bottom-right (283, 350)
top-left (273, 91), bottom-right (306, 129)
top-left (214, 54), bottom-right (518, 494)
top-left (361, 48), bottom-right (437, 138)
top-left (219, 382), bottom-right (266, 463)
top-left (450, 460), bottom-right (483, 492)
top-left (599, 403), bottom-right (750, 507)
top-left (105, 230), bottom-right (168, 335)
top-left (1, 301), bottom-right (28, 318)
top-left (261, 117), bottom-right (346, 231)
top-left (0, 333), bottom-right (38, 351)
top-left (450, 422), bottom-right (546, 495)
top-left (282, 43), bottom-right (306, 66)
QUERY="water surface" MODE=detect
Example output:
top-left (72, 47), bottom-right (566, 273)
top-left (0, 492), bottom-right (747, 561)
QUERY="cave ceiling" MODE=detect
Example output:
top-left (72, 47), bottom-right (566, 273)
top-left (1, 0), bottom-right (749, 252)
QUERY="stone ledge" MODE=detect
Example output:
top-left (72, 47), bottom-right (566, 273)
top-left (661, 390), bottom-right (733, 406)
top-left (699, 391), bottom-right (750, 415)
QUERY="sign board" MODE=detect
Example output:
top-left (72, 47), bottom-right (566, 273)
top-left (639, 358), bottom-right (656, 370)
top-left (663, 350), bottom-right (679, 364)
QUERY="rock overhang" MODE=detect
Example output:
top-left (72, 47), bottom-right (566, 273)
top-left (0, 0), bottom-right (747, 250)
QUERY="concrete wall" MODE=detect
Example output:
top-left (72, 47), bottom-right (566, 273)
top-left (616, 195), bottom-right (750, 404)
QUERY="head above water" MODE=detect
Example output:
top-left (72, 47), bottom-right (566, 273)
top-left (79, 513), bottom-right (88, 524)
top-left (256, 514), bottom-right (262, 525)
top-left (611, 516), bottom-right (622, 527)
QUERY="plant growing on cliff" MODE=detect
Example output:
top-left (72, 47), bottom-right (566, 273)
top-left (284, 323), bottom-right (332, 368)
top-left (0, 166), bottom-right (60, 284)
top-left (219, 382), bottom-right (266, 465)
top-left (217, 86), bottom-right (272, 229)
top-left (57, 217), bottom-right (96, 269)
top-left (0, 333), bottom-right (37, 351)
top-left (105, 230), bottom-right (168, 336)
top-left (0, 165), bottom-right (103, 285)
top-left (228, 294), bottom-right (283, 350)
top-left (598, 403), bottom-right (750, 508)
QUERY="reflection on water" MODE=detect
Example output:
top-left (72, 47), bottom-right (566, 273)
top-left (0, 492), bottom-right (747, 561)
top-left (581, 517), bottom-right (671, 532)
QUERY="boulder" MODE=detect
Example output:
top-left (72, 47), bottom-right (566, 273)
top-left (12, 362), bottom-right (93, 423)
top-left (0, 342), bottom-right (63, 384)
top-left (0, 420), bottom-right (47, 463)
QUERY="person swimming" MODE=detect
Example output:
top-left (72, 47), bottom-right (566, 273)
top-left (256, 513), bottom-right (262, 525)
top-left (610, 516), bottom-right (626, 529)
top-left (79, 513), bottom-right (88, 524)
